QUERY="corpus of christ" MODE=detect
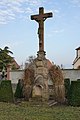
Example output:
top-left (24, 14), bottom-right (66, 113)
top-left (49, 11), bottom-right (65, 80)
top-left (23, 7), bottom-right (65, 102)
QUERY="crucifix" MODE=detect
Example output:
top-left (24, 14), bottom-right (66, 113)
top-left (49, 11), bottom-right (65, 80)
top-left (31, 7), bottom-right (53, 52)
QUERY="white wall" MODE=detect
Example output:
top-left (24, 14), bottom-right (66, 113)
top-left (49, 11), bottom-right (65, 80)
top-left (62, 69), bottom-right (80, 81)
top-left (78, 49), bottom-right (80, 58)
top-left (10, 70), bottom-right (24, 84)
top-left (9, 69), bottom-right (80, 84)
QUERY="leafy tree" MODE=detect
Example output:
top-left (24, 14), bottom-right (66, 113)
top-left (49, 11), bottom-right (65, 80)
top-left (0, 46), bottom-right (13, 71)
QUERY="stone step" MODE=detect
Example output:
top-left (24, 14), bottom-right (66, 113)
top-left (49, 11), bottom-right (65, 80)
top-left (48, 100), bottom-right (58, 106)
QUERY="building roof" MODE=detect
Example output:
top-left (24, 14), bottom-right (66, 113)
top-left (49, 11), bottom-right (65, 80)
top-left (73, 57), bottom-right (80, 65)
top-left (47, 59), bottom-right (53, 69)
top-left (12, 59), bottom-right (20, 69)
top-left (76, 47), bottom-right (80, 50)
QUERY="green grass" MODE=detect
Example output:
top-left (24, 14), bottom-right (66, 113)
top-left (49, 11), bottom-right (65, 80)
top-left (0, 101), bottom-right (80, 120)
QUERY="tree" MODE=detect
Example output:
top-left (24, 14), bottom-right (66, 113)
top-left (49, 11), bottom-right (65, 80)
top-left (0, 46), bottom-right (13, 71)
top-left (26, 55), bottom-right (36, 63)
top-left (25, 55), bottom-right (36, 69)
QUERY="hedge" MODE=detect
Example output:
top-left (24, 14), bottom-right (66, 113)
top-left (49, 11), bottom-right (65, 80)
top-left (69, 81), bottom-right (80, 106)
top-left (14, 79), bottom-right (23, 99)
top-left (0, 80), bottom-right (14, 102)
top-left (77, 79), bottom-right (80, 81)
top-left (64, 78), bottom-right (70, 100)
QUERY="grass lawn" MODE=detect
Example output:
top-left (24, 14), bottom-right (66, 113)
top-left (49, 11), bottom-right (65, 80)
top-left (0, 101), bottom-right (80, 120)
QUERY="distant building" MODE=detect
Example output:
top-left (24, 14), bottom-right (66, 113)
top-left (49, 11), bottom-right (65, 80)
top-left (11, 59), bottom-right (20, 70)
top-left (73, 47), bottom-right (80, 69)
top-left (7, 59), bottom-right (20, 80)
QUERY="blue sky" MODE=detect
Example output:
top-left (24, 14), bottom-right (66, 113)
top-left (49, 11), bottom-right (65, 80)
top-left (0, 0), bottom-right (80, 68)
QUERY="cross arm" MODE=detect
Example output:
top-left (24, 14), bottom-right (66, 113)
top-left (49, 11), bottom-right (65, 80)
top-left (31, 12), bottom-right (53, 21)
top-left (31, 14), bottom-right (39, 20)
top-left (43, 12), bottom-right (53, 19)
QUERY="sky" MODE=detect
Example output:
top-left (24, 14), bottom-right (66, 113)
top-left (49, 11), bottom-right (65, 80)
top-left (0, 0), bottom-right (80, 68)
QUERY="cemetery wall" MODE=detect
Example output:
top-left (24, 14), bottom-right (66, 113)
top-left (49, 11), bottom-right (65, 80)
top-left (10, 70), bottom-right (24, 84)
top-left (62, 69), bottom-right (80, 81)
top-left (9, 69), bottom-right (80, 84)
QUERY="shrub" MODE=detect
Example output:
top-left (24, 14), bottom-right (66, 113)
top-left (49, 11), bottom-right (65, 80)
top-left (64, 78), bottom-right (70, 100)
top-left (14, 79), bottom-right (23, 99)
top-left (49, 65), bottom-right (65, 103)
top-left (0, 80), bottom-right (14, 102)
top-left (77, 79), bottom-right (80, 81)
top-left (69, 81), bottom-right (80, 106)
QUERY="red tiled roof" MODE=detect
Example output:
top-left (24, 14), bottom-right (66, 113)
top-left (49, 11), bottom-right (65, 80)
top-left (12, 59), bottom-right (20, 69)
top-left (47, 59), bottom-right (52, 69)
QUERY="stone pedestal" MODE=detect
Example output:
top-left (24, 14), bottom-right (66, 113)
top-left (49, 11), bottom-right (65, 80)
top-left (32, 50), bottom-right (49, 101)
top-left (37, 51), bottom-right (46, 60)
top-left (24, 50), bottom-right (65, 103)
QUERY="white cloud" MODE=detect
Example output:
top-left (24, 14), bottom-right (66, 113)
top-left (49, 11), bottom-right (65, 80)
top-left (1, 39), bottom-right (24, 51)
top-left (71, 0), bottom-right (80, 4)
top-left (0, 0), bottom-right (44, 24)
top-left (52, 29), bottom-right (64, 33)
top-left (47, 29), bottom-right (64, 37)
top-left (25, 7), bottom-right (33, 14)
top-left (54, 9), bottom-right (59, 13)
top-left (26, 0), bottom-right (41, 6)
top-left (70, 0), bottom-right (80, 7)
top-left (0, 9), bottom-right (15, 24)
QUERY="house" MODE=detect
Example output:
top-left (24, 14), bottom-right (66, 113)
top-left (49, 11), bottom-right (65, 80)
top-left (7, 59), bottom-right (20, 80)
top-left (73, 47), bottom-right (80, 69)
top-left (11, 59), bottom-right (20, 70)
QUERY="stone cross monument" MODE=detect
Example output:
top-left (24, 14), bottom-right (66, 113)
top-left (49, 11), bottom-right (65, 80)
top-left (31, 7), bottom-right (53, 59)
top-left (23, 8), bottom-right (65, 102)
top-left (29, 7), bottom-right (53, 101)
